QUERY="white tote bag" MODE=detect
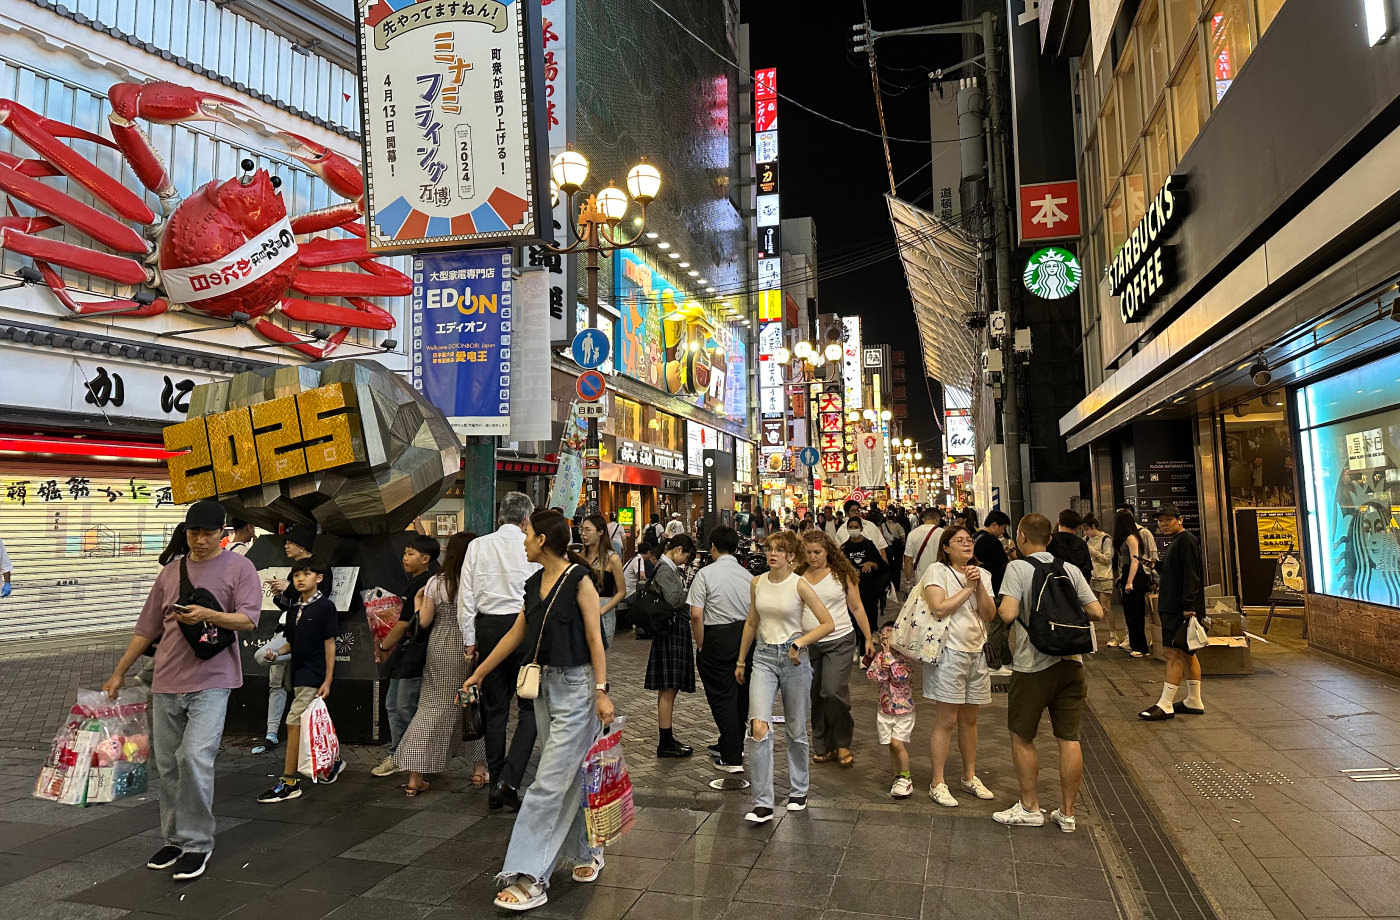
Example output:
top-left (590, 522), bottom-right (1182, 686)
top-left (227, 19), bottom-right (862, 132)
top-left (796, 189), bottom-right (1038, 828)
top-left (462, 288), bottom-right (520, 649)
top-left (296, 698), bottom-right (340, 782)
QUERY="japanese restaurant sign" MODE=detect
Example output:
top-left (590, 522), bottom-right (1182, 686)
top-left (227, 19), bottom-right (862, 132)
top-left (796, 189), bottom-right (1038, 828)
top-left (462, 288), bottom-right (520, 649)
top-left (818, 386), bottom-right (844, 474)
top-left (357, 0), bottom-right (549, 251)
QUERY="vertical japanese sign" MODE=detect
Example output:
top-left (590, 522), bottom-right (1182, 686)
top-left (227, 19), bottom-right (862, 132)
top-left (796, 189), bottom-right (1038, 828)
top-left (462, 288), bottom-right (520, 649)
top-left (358, 0), bottom-right (548, 251)
top-left (929, 80), bottom-right (961, 223)
top-left (527, 0), bottom-right (575, 342)
top-left (754, 67), bottom-right (783, 434)
top-left (412, 248), bottom-right (513, 434)
top-left (841, 315), bottom-right (862, 410)
top-left (818, 386), bottom-right (844, 475)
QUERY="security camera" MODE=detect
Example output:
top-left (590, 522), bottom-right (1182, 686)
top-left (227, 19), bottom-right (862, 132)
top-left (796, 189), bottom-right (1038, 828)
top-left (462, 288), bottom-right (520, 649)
top-left (1250, 356), bottom-right (1272, 387)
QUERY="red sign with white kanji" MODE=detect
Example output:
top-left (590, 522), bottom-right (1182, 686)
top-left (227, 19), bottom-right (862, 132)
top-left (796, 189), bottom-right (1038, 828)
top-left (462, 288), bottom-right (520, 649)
top-left (1018, 180), bottom-right (1081, 242)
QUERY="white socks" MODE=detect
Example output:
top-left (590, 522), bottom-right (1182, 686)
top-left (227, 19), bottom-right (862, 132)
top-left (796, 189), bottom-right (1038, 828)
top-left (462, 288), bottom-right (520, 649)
top-left (1182, 679), bottom-right (1204, 709)
top-left (1156, 683), bottom-right (1178, 713)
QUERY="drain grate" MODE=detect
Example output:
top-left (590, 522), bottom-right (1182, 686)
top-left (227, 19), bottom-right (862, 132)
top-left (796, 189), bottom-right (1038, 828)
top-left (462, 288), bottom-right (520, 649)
top-left (1175, 762), bottom-right (1294, 799)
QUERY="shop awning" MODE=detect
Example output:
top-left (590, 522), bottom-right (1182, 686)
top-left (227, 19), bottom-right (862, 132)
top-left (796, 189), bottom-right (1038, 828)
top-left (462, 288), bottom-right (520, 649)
top-left (886, 195), bottom-right (982, 392)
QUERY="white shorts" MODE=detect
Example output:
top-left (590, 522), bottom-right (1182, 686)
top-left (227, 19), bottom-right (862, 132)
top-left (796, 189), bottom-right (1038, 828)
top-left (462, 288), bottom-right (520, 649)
top-left (876, 710), bottom-right (915, 744)
top-left (923, 646), bottom-right (992, 705)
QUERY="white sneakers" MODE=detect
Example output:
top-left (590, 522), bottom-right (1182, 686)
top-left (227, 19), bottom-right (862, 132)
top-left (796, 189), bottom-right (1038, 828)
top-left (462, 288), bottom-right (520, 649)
top-left (961, 776), bottom-right (994, 800)
top-left (370, 755), bottom-right (401, 777)
top-left (929, 783), bottom-right (958, 807)
top-left (890, 776), bottom-right (913, 799)
top-left (993, 801), bottom-right (1045, 827)
top-left (1050, 809), bottom-right (1077, 833)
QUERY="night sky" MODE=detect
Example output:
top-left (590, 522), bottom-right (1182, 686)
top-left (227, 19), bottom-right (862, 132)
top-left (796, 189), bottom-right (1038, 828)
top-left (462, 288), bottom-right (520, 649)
top-left (742, 0), bottom-right (965, 457)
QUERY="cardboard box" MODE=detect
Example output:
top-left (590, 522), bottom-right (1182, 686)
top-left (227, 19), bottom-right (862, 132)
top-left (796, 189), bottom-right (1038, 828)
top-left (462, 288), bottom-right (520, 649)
top-left (1145, 595), bottom-right (1253, 675)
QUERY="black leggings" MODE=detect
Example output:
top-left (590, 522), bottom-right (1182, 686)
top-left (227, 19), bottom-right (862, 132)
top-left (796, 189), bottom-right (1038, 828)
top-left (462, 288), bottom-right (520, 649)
top-left (1120, 582), bottom-right (1149, 654)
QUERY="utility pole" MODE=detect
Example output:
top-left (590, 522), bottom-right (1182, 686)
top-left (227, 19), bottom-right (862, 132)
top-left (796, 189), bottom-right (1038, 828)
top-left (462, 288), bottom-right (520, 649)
top-left (853, 11), bottom-right (1025, 523)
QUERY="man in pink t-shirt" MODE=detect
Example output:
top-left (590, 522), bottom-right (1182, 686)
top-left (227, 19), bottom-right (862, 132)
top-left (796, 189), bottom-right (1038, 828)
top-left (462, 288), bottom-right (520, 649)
top-left (103, 500), bottom-right (261, 882)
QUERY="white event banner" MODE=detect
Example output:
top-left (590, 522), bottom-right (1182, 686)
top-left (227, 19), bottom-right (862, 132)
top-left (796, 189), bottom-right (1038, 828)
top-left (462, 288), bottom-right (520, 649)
top-left (842, 315), bottom-right (863, 409)
top-left (508, 270), bottom-right (553, 441)
top-left (856, 430), bottom-right (886, 489)
top-left (358, 0), bottom-right (547, 251)
top-left (161, 217), bottom-right (297, 304)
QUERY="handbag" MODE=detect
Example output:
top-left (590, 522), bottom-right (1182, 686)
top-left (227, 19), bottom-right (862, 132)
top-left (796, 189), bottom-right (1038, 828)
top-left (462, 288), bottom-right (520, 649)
top-left (890, 572), bottom-right (948, 663)
top-left (176, 558), bottom-right (236, 660)
top-left (629, 575), bottom-right (679, 634)
top-left (456, 685), bottom-right (485, 741)
top-left (517, 565), bottom-right (577, 700)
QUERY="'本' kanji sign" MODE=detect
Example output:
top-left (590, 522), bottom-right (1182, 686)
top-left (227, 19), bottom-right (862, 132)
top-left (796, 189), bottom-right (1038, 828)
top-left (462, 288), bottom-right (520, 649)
top-left (1018, 180), bottom-right (1080, 243)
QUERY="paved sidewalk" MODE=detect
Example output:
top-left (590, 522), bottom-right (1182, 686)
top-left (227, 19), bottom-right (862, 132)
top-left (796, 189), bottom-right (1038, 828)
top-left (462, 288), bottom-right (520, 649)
top-left (0, 626), bottom-right (1127, 920)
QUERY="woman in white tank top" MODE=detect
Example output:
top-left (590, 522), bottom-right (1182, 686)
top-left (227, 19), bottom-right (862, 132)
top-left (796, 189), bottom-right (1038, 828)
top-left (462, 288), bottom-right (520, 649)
top-left (736, 531), bottom-right (833, 825)
top-left (799, 531), bottom-right (874, 769)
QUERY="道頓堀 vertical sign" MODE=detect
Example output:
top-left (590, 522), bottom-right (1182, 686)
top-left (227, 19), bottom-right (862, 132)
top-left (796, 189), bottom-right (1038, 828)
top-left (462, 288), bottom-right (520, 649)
top-left (357, 0), bottom-right (548, 251)
top-left (412, 248), bottom-right (513, 435)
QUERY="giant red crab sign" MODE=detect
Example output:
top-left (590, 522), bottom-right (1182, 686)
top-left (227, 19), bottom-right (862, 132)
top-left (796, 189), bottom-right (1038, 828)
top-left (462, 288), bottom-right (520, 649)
top-left (0, 81), bottom-right (409, 358)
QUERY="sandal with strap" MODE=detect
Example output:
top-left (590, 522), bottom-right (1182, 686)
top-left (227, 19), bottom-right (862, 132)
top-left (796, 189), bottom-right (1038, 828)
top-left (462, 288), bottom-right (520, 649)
top-left (471, 768), bottom-right (490, 788)
top-left (495, 880), bottom-right (548, 911)
top-left (571, 855), bottom-right (605, 883)
top-left (403, 780), bottom-right (431, 797)
top-left (812, 751), bottom-right (837, 763)
top-left (837, 750), bottom-right (855, 768)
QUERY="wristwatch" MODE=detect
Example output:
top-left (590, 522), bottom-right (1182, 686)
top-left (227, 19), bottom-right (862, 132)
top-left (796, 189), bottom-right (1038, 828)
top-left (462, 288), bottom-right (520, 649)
top-left (595, 682), bottom-right (610, 694)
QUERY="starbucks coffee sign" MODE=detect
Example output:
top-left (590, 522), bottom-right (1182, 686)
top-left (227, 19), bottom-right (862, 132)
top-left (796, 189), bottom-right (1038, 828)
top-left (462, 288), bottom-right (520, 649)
top-left (1109, 175), bottom-right (1185, 323)
top-left (1022, 247), bottom-right (1083, 299)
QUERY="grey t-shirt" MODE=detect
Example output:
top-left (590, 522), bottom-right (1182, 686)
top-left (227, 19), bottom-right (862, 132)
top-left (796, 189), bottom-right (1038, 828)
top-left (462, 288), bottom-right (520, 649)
top-left (1000, 552), bottom-right (1098, 674)
top-left (686, 554), bottom-right (752, 626)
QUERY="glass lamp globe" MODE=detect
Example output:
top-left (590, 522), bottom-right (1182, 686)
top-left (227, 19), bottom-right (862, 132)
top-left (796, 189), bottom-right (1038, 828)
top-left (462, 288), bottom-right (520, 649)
top-left (881, 409), bottom-right (892, 421)
top-left (811, 354), bottom-right (826, 367)
top-left (915, 452), bottom-right (923, 461)
top-left (775, 347), bottom-right (791, 365)
top-left (863, 409), bottom-right (876, 420)
top-left (550, 179), bottom-right (559, 208)
top-left (847, 410), bottom-right (860, 422)
top-left (551, 149), bottom-right (589, 194)
top-left (793, 341), bottom-right (811, 359)
top-left (626, 159), bottom-right (662, 204)
top-left (597, 183), bottom-right (629, 223)
top-left (824, 342), bottom-right (843, 361)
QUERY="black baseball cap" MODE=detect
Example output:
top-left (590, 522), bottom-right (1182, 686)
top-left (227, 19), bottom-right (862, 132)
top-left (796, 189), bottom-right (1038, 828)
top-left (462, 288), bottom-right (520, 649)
top-left (1155, 503), bottom-right (1182, 519)
top-left (184, 499), bottom-right (226, 532)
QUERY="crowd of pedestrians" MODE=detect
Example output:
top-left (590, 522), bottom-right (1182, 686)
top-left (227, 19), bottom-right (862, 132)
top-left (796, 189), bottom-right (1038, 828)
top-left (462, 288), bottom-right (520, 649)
top-left (98, 491), bottom-right (1205, 912)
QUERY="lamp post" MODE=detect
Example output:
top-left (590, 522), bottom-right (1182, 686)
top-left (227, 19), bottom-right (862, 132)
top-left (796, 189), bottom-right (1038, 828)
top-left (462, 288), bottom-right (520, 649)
top-left (542, 147), bottom-right (662, 517)
top-left (776, 340), bottom-right (838, 516)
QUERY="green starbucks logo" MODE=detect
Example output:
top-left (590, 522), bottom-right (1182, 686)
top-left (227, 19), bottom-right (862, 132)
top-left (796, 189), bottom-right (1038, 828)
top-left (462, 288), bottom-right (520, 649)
top-left (1022, 247), bottom-right (1082, 300)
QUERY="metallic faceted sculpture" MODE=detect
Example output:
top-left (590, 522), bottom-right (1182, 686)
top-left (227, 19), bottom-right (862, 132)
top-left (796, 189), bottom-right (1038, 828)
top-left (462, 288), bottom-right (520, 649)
top-left (173, 358), bottom-right (458, 535)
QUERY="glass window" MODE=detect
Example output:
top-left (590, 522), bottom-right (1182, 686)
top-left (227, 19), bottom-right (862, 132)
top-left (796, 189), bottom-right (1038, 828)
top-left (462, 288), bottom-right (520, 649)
top-left (1117, 49), bottom-right (1143, 141)
top-left (653, 411), bottom-right (680, 451)
top-left (1297, 351), bottom-right (1400, 608)
top-left (1145, 107), bottom-right (1172, 191)
top-left (1083, 141), bottom-right (1101, 218)
top-left (1100, 97), bottom-right (1122, 188)
top-left (1170, 44), bottom-right (1206, 155)
top-left (616, 397), bottom-right (643, 442)
top-left (1106, 183), bottom-right (1127, 255)
top-left (1138, 1), bottom-right (1169, 101)
top-left (1256, 0), bottom-right (1286, 35)
top-left (1124, 151), bottom-right (1146, 230)
top-left (1166, 0), bottom-right (1200, 62)
top-left (1079, 55), bottom-right (1098, 146)
top-left (1207, 0), bottom-right (1253, 104)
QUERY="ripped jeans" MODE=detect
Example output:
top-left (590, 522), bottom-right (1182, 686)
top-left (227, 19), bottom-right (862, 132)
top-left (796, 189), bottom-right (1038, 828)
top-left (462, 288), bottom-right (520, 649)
top-left (745, 638), bottom-right (812, 810)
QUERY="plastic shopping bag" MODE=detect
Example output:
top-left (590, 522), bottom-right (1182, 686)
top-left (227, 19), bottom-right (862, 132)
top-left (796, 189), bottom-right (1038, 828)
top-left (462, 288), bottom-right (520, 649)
top-left (1187, 616), bottom-right (1211, 652)
top-left (362, 586), bottom-right (403, 644)
top-left (582, 716), bottom-right (634, 847)
top-left (35, 688), bottom-right (150, 806)
top-left (296, 698), bottom-right (340, 782)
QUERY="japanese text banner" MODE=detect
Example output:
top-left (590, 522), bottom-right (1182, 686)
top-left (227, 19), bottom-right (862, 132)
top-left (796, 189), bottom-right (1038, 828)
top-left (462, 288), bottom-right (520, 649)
top-left (412, 248), bottom-right (513, 435)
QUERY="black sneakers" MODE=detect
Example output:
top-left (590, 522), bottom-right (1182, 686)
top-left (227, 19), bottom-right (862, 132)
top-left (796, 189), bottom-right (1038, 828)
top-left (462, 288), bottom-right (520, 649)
top-left (257, 779), bottom-right (302, 803)
top-left (171, 851), bottom-right (209, 881)
top-left (745, 806), bottom-right (775, 825)
top-left (146, 845), bottom-right (181, 870)
top-left (786, 795), bottom-right (808, 812)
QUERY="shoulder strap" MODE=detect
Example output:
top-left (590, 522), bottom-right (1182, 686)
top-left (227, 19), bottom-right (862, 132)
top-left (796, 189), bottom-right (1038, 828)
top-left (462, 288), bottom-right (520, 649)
top-left (179, 556), bottom-right (194, 600)
top-left (912, 527), bottom-right (938, 571)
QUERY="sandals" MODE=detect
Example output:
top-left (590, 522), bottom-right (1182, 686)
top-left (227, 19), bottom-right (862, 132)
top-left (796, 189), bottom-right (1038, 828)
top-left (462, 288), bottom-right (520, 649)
top-left (403, 780), bottom-right (431, 797)
top-left (1139, 704), bottom-right (1176, 721)
top-left (571, 855), bottom-right (605, 883)
top-left (495, 880), bottom-right (548, 911)
top-left (812, 752), bottom-right (837, 763)
top-left (471, 768), bottom-right (490, 788)
top-left (837, 750), bottom-right (855, 768)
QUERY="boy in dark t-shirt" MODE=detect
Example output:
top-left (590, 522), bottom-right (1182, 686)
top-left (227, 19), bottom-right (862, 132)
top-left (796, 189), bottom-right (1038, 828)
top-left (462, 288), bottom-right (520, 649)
top-left (258, 557), bottom-right (344, 802)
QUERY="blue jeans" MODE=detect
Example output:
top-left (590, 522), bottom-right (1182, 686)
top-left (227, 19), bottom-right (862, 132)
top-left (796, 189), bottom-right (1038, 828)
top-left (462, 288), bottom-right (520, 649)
top-left (601, 609), bottom-right (616, 650)
top-left (385, 677), bottom-right (421, 753)
top-left (746, 639), bottom-right (812, 809)
top-left (498, 665), bottom-right (603, 888)
top-left (152, 688), bottom-right (230, 854)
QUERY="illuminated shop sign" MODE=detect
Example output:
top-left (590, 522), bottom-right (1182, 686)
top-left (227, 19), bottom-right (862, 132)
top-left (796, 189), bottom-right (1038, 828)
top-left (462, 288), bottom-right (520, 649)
top-left (1109, 175), bottom-right (1185, 323)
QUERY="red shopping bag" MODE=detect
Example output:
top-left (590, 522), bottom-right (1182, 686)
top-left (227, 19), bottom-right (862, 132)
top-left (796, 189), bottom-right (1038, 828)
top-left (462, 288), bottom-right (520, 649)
top-left (362, 587), bottom-right (403, 644)
top-left (296, 698), bottom-right (340, 782)
top-left (582, 717), bottom-right (634, 846)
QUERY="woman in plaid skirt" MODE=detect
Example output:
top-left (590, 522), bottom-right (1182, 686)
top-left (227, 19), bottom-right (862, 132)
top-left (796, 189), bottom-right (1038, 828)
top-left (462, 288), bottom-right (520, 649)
top-left (646, 534), bottom-right (697, 758)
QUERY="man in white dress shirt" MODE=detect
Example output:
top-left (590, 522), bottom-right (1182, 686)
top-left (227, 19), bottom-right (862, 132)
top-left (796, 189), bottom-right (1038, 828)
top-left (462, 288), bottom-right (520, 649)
top-left (459, 492), bottom-right (540, 810)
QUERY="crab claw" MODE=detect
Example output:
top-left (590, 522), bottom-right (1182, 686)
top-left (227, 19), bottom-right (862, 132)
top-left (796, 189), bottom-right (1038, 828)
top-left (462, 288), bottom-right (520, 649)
top-left (277, 131), bottom-right (366, 202)
top-left (107, 81), bottom-right (253, 126)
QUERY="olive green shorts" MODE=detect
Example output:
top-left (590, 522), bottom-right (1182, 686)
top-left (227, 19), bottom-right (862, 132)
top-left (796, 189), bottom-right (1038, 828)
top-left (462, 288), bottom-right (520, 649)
top-left (1007, 660), bottom-right (1086, 742)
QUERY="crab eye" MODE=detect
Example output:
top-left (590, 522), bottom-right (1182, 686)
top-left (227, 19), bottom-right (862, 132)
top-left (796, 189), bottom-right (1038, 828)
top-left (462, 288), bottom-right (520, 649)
top-left (240, 158), bottom-right (254, 172)
top-left (270, 176), bottom-right (282, 190)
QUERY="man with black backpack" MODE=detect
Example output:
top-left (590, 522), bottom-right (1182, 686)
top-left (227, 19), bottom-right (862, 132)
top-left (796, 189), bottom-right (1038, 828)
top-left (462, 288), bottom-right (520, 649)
top-left (993, 512), bottom-right (1103, 834)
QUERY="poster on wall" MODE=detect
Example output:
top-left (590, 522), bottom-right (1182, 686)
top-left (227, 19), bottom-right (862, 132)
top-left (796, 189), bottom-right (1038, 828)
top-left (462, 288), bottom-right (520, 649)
top-left (357, 0), bottom-right (548, 250)
top-left (411, 248), bottom-right (513, 434)
top-left (945, 409), bottom-right (974, 457)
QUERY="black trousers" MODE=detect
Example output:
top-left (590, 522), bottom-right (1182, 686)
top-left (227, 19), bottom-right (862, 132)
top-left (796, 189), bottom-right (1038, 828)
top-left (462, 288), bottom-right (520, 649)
top-left (697, 622), bottom-right (751, 765)
top-left (476, 614), bottom-right (536, 788)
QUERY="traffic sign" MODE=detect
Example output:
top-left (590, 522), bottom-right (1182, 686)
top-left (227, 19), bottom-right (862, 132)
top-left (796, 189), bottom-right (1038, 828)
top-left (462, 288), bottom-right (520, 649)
top-left (798, 446), bottom-right (819, 467)
top-left (571, 328), bottom-right (610, 370)
top-left (576, 370), bottom-right (606, 402)
top-left (576, 403), bottom-right (607, 418)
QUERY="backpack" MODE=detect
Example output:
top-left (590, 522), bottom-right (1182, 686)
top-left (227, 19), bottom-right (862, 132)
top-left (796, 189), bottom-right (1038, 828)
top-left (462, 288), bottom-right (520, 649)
top-left (1021, 557), bottom-right (1094, 657)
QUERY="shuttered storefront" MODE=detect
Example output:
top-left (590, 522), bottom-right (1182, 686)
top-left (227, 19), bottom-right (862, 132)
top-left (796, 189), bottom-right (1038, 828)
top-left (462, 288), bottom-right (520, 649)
top-left (0, 463), bottom-right (185, 641)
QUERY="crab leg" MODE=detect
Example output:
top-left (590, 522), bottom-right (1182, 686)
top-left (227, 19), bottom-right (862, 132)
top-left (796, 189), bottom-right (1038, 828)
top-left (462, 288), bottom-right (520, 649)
top-left (297, 236), bottom-right (371, 268)
top-left (34, 260), bottom-right (168, 317)
top-left (0, 216), bottom-right (59, 233)
top-left (276, 132), bottom-right (365, 201)
top-left (106, 82), bottom-right (253, 203)
top-left (0, 162), bottom-right (149, 253)
top-left (278, 296), bottom-right (394, 329)
top-left (0, 99), bottom-right (155, 225)
top-left (291, 268), bottom-right (412, 298)
top-left (0, 151), bottom-right (60, 177)
top-left (0, 229), bottom-right (151, 285)
top-left (253, 314), bottom-right (349, 359)
top-left (289, 202), bottom-right (363, 235)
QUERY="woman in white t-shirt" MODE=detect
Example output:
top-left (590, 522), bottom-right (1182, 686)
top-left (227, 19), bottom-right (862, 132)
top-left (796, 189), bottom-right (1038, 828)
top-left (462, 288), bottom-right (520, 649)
top-left (798, 531), bottom-right (875, 769)
top-left (920, 524), bottom-right (997, 807)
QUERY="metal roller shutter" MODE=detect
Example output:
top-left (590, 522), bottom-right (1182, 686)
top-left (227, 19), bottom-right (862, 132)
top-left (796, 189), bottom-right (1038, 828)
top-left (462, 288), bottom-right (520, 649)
top-left (0, 463), bottom-right (187, 641)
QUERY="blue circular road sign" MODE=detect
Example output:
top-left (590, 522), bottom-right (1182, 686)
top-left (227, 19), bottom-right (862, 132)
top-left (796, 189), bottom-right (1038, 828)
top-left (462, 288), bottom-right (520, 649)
top-left (798, 446), bottom-right (820, 467)
top-left (576, 370), bottom-right (607, 402)
top-left (571, 328), bottom-right (610, 370)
